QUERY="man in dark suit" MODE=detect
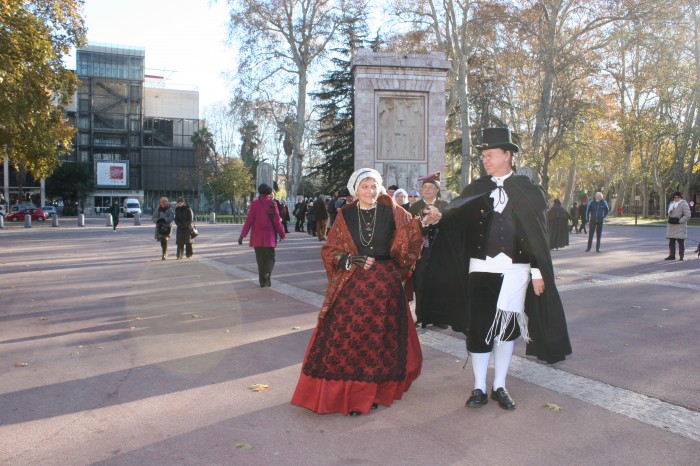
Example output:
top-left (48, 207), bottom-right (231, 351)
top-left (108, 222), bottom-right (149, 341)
top-left (421, 127), bottom-right (571, 411)
top-left (409, 172), bottom-right (449, 328)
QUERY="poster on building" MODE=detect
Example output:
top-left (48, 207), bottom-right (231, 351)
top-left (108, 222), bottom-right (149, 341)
top-left (96, 161), bottom-right (128, 188)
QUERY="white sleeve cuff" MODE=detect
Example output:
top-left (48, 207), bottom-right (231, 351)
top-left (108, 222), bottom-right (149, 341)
top-left (530, 268), bottom-right (542, 280)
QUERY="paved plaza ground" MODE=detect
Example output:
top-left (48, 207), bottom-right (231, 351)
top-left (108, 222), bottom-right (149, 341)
top-left (1, 216), bottom-right (699, 465)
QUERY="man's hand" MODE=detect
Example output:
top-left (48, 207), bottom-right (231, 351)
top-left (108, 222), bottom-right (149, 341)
top-left (532, 278), bottom-right (545, 296)
top-left (421, 205), bottom-right (442, 226)
top-left (238, 236), bottom-right (243, 246)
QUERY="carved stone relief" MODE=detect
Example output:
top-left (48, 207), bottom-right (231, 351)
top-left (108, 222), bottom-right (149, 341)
top-left (376, 96), bottom-right (425, 161)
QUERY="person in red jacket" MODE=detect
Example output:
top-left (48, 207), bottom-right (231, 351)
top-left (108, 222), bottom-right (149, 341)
top-left (238, 184), bottom-right (286, 287)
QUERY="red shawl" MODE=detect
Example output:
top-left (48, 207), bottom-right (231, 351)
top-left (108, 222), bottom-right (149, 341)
top-left (318, 194), bottom-right (424, 319)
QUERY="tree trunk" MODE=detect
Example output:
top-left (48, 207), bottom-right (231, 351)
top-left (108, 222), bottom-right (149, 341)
top-left (291, 69), bottom-right (308, 197)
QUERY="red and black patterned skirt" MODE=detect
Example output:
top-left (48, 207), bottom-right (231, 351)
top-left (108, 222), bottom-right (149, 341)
top-left (292, 260), bottom-right (422, 415)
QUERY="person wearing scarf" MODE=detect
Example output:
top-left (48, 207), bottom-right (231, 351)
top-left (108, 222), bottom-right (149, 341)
top-left (665, 191), bottom-right (691, 261)
top-left (292, 168), bottom-right (424, 416)
top-left (152, 197), bottom-right (175, 260)
top-left (422, 127), bottom-right (571, 411)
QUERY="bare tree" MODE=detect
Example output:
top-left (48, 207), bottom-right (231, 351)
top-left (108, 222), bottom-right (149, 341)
top-left (227, 0), bottom-right (365, 197)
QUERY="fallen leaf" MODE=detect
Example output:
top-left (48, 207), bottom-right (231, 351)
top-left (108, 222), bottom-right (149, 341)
top-left (249, 383), bottom-right (269, 392)
top-left (545, 403), bottom-right (562, 412)
top-left (130, 326), bottom-right (136, 330)
top-left (225, 329), bottom-right (230, 333)
top-left (135, 317), bottom-right (142, 320)
top-left (234, 443), bottom-right (253, 450)
top-left (39, 317), bottom-right (48, 321)
top-left (70, 352), bottom-right (80, 357)
top-left (240, 298), bottom-right (248, 302)
top-left (15, 362), bottom-right (29, 367)
top-left (631, 306), bottom-right (641, 309)
top-left (98, 347), bottom-right (104, 350)
top-left (656, 324), bottom-right (663, 328)
top-left (292, 326), bottom-right (301, 330)
top-left (190, 314), bottom-right (202, 318)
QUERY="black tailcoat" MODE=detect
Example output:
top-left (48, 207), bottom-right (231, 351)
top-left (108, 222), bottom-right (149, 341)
top-left (423, 175), bottom-right (572, 363)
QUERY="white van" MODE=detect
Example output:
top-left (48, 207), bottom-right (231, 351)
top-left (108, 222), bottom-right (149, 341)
top-left (122, 198), bottom-right (142, 217)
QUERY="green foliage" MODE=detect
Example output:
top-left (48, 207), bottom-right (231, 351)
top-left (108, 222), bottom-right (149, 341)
top-left (45, 162), bottom-right (95, 215)
top-left (209, 157), bottom-right (254, 212)
top-left (240, 120), bottom-right (262, 177)
top-left (0, 0), bottom-right (86, 178)
top-left (309, 16), bottom-right (370, 193)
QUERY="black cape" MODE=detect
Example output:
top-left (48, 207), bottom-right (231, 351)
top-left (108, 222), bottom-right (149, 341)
top-left (422, 175), bottom-right (572, 363)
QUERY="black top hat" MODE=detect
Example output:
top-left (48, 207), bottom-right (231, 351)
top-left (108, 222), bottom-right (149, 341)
top-left (477, 127), bottom-right (520, 153)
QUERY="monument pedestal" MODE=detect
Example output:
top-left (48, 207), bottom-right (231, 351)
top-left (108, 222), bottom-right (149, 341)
top-left (352, 50), bottom-right (450, 192)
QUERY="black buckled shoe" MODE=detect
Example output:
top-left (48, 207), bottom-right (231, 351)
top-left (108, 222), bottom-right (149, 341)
top-left (465, 389), bottom-right (488, 408)
top-left (491, 387), bottom-right (516, 410)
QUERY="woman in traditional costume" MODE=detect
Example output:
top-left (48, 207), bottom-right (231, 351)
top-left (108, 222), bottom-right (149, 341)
top-left (291, 168), bottom-right (424, 416)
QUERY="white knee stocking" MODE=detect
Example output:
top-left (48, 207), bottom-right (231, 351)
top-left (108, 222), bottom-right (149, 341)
top-left (470, 352), bottom-right (491, 393)
top-left (492, 340), bottom-right (514, 390)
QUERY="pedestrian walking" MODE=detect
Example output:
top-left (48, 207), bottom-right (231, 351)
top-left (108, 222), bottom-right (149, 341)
top-left (238, 183), bottom-right (286, 287)
top-left (174, 197), bottom-right (194, 259)
top-left (108, 199), bottom-right (120, 231)
top-left (547, 199), bottom-right (571, 250)
top-left (569, 202), bottom-right (579, 233)
top-left (664, 191), bottom-right (691, 261)
top-left (585, 192), bottom-right (609, 252)
top-left (152, 197), bottom-right (174, 260)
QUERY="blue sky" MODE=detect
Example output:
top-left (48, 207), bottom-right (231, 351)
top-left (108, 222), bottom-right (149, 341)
top-left (69, 0), bottom-right (236, 112)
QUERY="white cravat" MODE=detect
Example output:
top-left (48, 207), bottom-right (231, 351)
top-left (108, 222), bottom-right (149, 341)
top-left (490, 172), bottom-right (513, 213)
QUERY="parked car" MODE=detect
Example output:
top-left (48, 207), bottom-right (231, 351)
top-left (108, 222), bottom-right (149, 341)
top-left (6, 207), bottom-right (47, 222)
top-left (42, 206), bottom-right (57, 217)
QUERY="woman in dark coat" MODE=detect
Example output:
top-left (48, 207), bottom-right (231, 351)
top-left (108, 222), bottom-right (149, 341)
top-left (152, 197), bottom-right (174, 260)
top-left (547, 198), bottom-right (571, 250)
top-left (174, 197), bottom-right (194, 259)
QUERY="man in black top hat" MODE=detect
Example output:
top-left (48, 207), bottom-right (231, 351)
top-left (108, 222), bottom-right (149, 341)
top-left (421, 127), bottom-right (571, 411)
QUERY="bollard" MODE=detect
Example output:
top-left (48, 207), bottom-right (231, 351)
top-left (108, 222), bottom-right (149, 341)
top-left (106, 215), bottom-right (113, 227)
top-left (134, 212), bottom-right (141, 226)
top-left (209, 212), bottom-right (216, 224)
top-left (52, 215), bottom-right (59, 227)
top-left (0, 215), bottom-right (4, 229)
top-left (78, 214), bottom-right (85, 227)
top-left (24, 214), bottom-right (32, 228)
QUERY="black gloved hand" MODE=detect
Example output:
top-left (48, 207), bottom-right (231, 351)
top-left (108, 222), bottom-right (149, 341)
top-left (351, 255), bottom-right (369, 268)
top-left (238, 236), bottom-right (243, 245)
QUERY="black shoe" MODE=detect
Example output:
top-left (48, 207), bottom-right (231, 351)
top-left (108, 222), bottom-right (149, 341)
top-left (679, 257), bottom-right (684, 261)
top-left (664, 256), bottom-right (675, 260)
top-left (264, 273), bottom-right (271, 287)
top-left (434, 323), bottom-right (449, 329)
top-left (596, 249), bottom-right (600, 252)
top-left (414, 321), bottom-right (422, 328)
top-left (585, 249), bottom-right (590, 252)
top-left (465, 389), bottom-right (488, 408)
top-left (491, 387), bottom-right (516, 410)
top-left (371, 403), bottom-right (378, 410)
top-left (349, 411), bottom-right (362, 416)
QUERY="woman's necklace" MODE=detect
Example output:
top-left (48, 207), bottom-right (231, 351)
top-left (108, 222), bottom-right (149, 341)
top-left (357, 203), bottom-right (377, 247)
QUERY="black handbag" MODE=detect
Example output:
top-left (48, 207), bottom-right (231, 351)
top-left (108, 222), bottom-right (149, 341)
top-left (668, 216), bottom-right (680, 224)
top-left (190, 224), bottom-right (199, 238)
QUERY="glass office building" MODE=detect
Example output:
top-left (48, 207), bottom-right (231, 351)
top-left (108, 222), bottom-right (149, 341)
top-left (67, 43), bottom-right (201, 214)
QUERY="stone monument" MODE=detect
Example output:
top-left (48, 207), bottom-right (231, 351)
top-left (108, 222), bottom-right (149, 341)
top-left (352, 49), bottom-right (450, 192)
